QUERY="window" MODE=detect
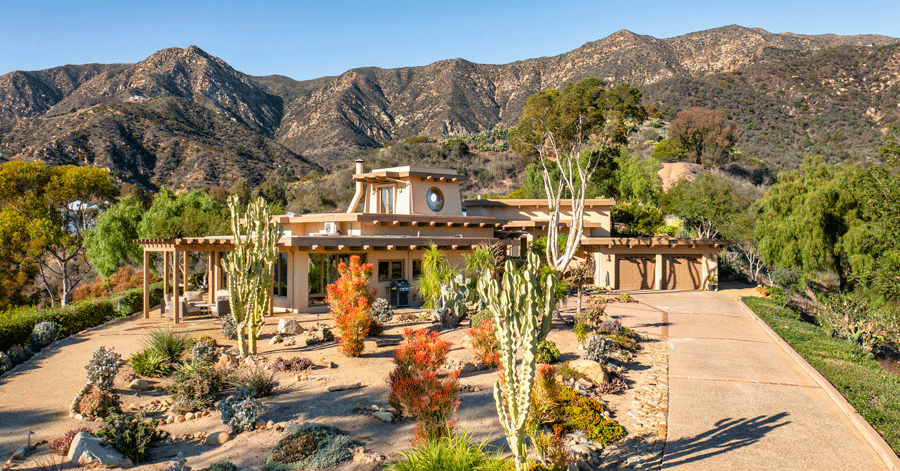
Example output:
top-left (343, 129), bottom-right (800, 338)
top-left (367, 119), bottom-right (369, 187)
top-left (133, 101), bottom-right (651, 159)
top-left (378, 260), bottom-right (404, 281)
top-left (412, 260), bottom-right (422, 280)
top-left (273, 252), bottom-right (288, 297)
top-left (380, 187), bottom-right (394, 214)
top-left (308, 253), bottom-right (367, 305)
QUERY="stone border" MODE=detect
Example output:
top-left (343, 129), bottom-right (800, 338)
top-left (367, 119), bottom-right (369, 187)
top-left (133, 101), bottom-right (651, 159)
top-left (737, 300), bottom-right (900, 471)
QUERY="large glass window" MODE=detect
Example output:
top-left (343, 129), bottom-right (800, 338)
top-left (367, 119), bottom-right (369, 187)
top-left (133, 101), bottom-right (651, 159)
top-left (273, 252), bottom-right (288, 297)
top-left (378, 260), bottom-right (404, 281)
top-left (308, 253), bottom-right (367, 305)
top-left (380, 187), bottom-right (394, 214)
top-left (412, 260), bottom-right (422, 280)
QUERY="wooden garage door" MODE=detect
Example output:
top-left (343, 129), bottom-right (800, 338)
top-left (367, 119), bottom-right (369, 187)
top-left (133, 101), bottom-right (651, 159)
top-left (617, 256), bottom-right (654, 290)
top-left (663, 256), bottom-right (702, 290)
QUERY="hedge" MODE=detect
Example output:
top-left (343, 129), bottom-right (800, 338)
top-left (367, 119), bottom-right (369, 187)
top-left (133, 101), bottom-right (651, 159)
top-left (0, 284), bottom-right (163, 353)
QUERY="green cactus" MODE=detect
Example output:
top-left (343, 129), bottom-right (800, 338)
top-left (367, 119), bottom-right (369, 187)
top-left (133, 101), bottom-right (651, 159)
top-left (435, 273), bottom-right (470, 328)
top-left (220, 196), bottom-right (284, 357)
top-left (475, 252), bottom-right (556, 471)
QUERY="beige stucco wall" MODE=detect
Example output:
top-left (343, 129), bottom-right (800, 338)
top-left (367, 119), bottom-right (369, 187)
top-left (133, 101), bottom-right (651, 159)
top-left (409, 179), bottom-right (463, 217)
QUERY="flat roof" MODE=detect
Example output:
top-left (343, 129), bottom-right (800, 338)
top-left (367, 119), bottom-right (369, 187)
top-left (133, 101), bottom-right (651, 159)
top-left (462, 198), bottom-right (615, 208)
top-left (353, 166), bottom-right (467, 183)
top-left (581, 236), bottom-right (729, 249)
top-left (274, 212), bottom-right (502, 228)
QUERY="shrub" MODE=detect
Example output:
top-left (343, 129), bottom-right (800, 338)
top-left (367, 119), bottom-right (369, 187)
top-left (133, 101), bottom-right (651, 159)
top-left (321, 327), bottom-right (334, 342)
top-left (6, 344), bottom-right (30, 365)
top-left (617, 293), bottom-right (636, 303)
top-left (168, 361), bottom-right (228, 413)
top-left (469, 310), bottom-right (492, 327)
top-left (143, 328), bottom-right (191, 364)
top-left (370, 298), bottom-right (394, 324)
top-left (535, 340), bottom-right (560, 364)
top-left (200, 462), bottom-right (237, 471)
top-left (0, 351), bottom-right (10, 373)
top-left (272, 356), bottom-right (313, 372)
top-left (388, 433), bottom-right (513, 471)
top-left (266, 423), bottom-right (357, 471)
top-left (30, 320), bottom-right (58, 351)
top-left (367, 318), bottom-right (384, 337)
top-left (0, 297), bottom-right (118, 353)
top-left (191, 340), bottom-right (219, 364)
top-left (581, 298), bottom-right (607, 328)
top-left (527, 425), bottom-right (568, 471)
top-left (78, 384), bottom-right (122, 418)
top-left (130, 348), bottom-right (172, 377)
top-left (467, 318), bottom-right (499, 368)
top-left (820, 292), bottom-right (890, 353)
top-left (86, 346), bottom-right (122, 390)
top-left (389, 328), bottom-right (458, 441)
top-left (221, 314), bottom-right (238, 340)
top-left (326, 256), bottom-right (376, 357)
top-left (236, 368), bottom-right (278, 398)
top-left (217, 388), bottom-right (264, 433)
top-left (96, 412), bottom-right (168, 463)
top-left (573, 322), bottom-right (589, 344)
top-left (49, 427), bottom-right (93, 455)
top-left (193, 335), bottom-right (217, 346)
top-left (583, 336), bottom-right (611, 365)
top-left (596, 319), bottom-right (623, 335)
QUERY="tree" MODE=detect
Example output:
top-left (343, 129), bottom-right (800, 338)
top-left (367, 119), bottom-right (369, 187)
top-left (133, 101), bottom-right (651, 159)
top-left (85, 196), bottom-right (144, 278)
top-left (511, 78), bottom-right (646, 273)
top-left (136, 188), bottom-right (228, 240)
top-left (614, 150), bottom-right (662, 204)
top-left (668, 107), bottom-right (735, 166)
top-left (660, 172), bottom-right (746, 239)
top-left (754, 156), bottom-right (849, 289)
top-left (0, 162), bottom-right (117, 306)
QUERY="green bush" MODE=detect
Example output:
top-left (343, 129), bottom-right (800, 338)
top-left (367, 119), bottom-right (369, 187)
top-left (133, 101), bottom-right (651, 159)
top-left (235, 368), bottom-right (278, 398)
top-left (535, 340), bottom-right (560, 364)
top-left (143, 328), bottom-right (192, 364)
top-left (200, 462), bottom-right (237, 471)
top-left (130, 348), bottom-right (172, 377)
top-left (266, 423), bottom-right (358, 471)
top-left (388, 434), bottom-right (513, 471)
top-left (168, 361), bottom-right (229, 413)
top-left (96, 412), bottom-right (168, 464)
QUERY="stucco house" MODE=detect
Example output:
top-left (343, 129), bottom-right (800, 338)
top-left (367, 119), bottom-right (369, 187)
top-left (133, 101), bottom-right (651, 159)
top-left (138, 160), bottom-right (726, 322)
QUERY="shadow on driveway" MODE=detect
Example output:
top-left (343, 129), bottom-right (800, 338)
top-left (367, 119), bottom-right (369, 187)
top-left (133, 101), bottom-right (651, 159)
top-left (662, 412), bottom-right (791, 468)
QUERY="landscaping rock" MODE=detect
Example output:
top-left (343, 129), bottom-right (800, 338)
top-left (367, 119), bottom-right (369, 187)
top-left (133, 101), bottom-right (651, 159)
top-left (374, 338), bottom-right (401, 348)
top-left (372, 411), bottom-right (394, 422)
top-left (461, 362), bottom-right (477, 373)
top-left (327, 382), bottom-right (363, 392)
top-left (205, 432), bottom-right (231, 446)
top-left (567, 359), bottom-right (609, 386)
top-left (217, 353), bottom-right (239, 369)
top-left (9, 445), bottom-right (28, 461)
top-left (128, 379), bottom-right (150, 390)
top-left (67, 432), bottom-right (132, 468)
top-left (277, 319), bottom-right (301, 335)
top-left (266, 420), bottom-right (275, 430)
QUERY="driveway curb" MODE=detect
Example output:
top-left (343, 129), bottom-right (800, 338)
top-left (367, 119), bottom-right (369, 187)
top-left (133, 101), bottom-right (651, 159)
top-left (737, 299), bottom-right (900, 471)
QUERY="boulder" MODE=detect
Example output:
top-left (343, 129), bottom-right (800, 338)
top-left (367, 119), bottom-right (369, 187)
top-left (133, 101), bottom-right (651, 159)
top-left (372, 411), bottom-right (394, 422)
top-left (276, 319), bottom-right (301, 335)
top-left (128, 379), bottom-right (150, 390)
top-left (205, 432), bottom-right (231, 446)
top-left (217, 353), bottom-right (239, 370)
top-left (327, 382), bottom-right (363, 392)
top-left (567, 360), bottom-right (608, 387)
top-left (67, 432), bottom-right (132, 468)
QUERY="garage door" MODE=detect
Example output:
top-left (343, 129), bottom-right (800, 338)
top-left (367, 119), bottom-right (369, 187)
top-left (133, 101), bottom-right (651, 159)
top-left (616, 256), bottom-right (654, 290)
top-left (663, 256), bottom-right (703, 290)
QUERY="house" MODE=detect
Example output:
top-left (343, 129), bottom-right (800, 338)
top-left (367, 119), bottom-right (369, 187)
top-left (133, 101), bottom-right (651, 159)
top-left (137, 160), bottom-right (726, 322)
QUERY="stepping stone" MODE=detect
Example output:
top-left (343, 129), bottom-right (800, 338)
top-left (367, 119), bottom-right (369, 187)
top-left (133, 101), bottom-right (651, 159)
top-left (327, 382), bottom-right (363, 392)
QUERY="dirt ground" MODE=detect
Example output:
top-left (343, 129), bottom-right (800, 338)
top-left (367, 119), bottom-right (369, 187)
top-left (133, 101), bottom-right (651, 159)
top-left (3, 297), bottom-right (660, 471)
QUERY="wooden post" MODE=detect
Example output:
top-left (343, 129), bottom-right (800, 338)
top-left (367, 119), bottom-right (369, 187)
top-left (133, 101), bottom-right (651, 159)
top-left (163, 252), bottom-right (169, 302)
top-left (173, 248), bottom-right (181, 324)
top-left (142, 250), bottom-right (150, 319)
top-left (207, 253), bottom-right (214, 303)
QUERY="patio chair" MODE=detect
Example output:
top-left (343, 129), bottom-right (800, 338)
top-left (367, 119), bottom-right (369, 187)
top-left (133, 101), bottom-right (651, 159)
top-left (210, 297), bottom-right (230, 318)
top-left (179, 297), bottom-right (204, 318)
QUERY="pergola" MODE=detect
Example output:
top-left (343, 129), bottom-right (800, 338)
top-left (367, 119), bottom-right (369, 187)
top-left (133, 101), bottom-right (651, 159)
top-left (137, 237), bottom-right (234, 324)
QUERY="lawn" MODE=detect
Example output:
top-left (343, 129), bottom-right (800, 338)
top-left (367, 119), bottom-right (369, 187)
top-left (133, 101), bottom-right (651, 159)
top-left (743, 296), bottom-right (900, 454)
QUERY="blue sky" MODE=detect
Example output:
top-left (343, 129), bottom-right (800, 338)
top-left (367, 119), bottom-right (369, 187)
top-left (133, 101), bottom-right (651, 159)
top-left (2, 1), bottom-right (898, 81)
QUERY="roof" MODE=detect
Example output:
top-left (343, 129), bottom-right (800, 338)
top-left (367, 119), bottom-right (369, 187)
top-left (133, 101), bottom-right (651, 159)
top-left (136, 234), bottom-right (501, 252)
top-left (462, 198), bottom-right (616, 208)
top-left (581, 236), bottom-right (729, 249)
top-left (273, 212), bottom-right (501, 228)
top-left (353, 166), bottom-right (467, 183)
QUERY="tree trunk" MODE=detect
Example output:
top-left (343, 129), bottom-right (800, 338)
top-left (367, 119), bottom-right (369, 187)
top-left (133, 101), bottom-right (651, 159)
top-left (576, 284), bottom-right (583, 318)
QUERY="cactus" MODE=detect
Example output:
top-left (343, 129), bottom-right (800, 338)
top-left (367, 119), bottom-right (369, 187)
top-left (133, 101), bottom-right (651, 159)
top-left (220, 196), bottom-right (284, 357)
top-left (475, 252), bottom-right (556, 471)
top-left (434, 274), bottom-right (470, 328)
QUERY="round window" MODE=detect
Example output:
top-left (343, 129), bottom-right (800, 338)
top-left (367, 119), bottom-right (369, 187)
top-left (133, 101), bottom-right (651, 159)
top-left (426, 187), bottom-right (444, 212)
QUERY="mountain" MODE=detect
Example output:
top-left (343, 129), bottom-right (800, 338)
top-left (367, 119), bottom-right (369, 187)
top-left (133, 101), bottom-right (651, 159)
top-left (0, 25), bottom-right (898, 188)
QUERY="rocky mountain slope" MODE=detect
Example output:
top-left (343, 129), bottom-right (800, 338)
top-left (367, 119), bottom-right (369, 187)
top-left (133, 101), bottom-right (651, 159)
top-left (0, 25), bottom-right (897, 189)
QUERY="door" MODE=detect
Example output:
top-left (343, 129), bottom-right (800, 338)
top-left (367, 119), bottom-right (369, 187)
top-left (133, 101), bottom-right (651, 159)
top-left (663, 256), bottom-right (703, 290)
top-left (616, 256), bottom-right (655, 290)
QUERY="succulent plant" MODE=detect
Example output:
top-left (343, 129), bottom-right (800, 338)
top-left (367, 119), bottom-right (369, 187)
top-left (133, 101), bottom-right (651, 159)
top-left (191, 340), bottom-right (219, 364)
top-left (583, 335), bottom-right (611, 365)
top-left (6, 344), bottom-right (31, 365)
top-left (217, 388), bottom-right (265, 433)
top-left (86, 346), bottom-right (123, 390)
top-left (30, 320), bottom-right (59, 351)
top-left (435, 274), bottom-right (471, 328)
top-left (221, 314), bottom-right (238, 340)
top-left (0, 351), bottom-right (11, 373)
top-left (369, 297), bottom-right (394, 324)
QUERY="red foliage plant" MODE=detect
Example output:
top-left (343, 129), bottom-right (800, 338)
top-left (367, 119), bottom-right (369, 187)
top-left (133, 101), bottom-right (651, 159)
top-left (325, 256), bottom-right (376, 357)
top-left (468, 318), bottom-right (500, 368)
top-left (388, 328), bottom-right (459, 442)
top-left (74, 266), bottom-right (145, 301)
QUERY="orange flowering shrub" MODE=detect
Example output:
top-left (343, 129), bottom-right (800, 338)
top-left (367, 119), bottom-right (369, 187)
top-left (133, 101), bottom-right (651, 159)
top-left (468, 318), bottom-right (500, 368)
top-left (388, 328), bottom-right (459, 441)
top-left (74, 266), bottom-right (144, 301)
top-left (325, 256), bottom-right (375, 357)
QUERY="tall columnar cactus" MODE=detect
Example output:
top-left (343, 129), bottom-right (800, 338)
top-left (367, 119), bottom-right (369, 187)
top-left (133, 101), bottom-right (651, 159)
top-left (476, 252), bottom-right (556, 471)
top-left (221, 196), bottom-right (284, 356)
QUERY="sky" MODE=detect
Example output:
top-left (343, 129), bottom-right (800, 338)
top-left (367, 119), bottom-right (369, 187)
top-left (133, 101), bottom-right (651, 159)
top-left (2, 1), bottom-right (899, 81)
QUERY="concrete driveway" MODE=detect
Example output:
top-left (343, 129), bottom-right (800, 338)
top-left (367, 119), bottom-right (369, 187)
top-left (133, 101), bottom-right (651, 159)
top-left (618, 290), bottom-right (895, 471)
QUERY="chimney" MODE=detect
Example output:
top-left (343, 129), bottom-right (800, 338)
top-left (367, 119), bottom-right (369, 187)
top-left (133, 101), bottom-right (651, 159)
top-left (346, 159), bottom-right (366, 213)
